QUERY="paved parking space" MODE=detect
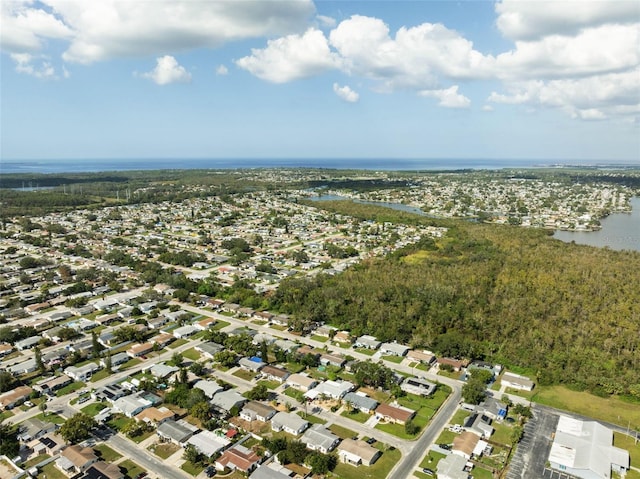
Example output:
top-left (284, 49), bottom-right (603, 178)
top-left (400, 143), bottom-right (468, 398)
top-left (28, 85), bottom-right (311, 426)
top-left (542, 467), bottom-right (581, 479)
top-left (505, 405), bottom-right (559, 479)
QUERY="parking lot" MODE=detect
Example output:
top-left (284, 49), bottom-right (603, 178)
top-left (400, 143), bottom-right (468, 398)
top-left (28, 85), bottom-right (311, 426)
top-left (542, 467), bottom-right (582, 479)
top-left (505, 405), bottom-right (559, 479)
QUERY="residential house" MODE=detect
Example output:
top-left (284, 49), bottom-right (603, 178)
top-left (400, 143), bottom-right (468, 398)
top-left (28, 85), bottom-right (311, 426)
top-left (271, 411), bottom-right (309, 435)
top-left (194, 380), bottom-right (224, 399)
top-left (406, 350), bottom-right (436, 365)
top-left (112, 392), bottom-right (152, 417)
top-left (375, 403), bottom-right (416, 425)
top-left (380, 342), bottom-right (409, 357)
top-left (0, 343), bottom-right (14, 357)
top-left (305, 380), bottom-right (354, 400)
top-left (273, 339), bottom-right (298, 352)
top-left (333, 331), bottom-right (352, 344)
top-left (187, 430), bottom-right (230, 458)
top-left (477, 397), bottom-right (508, 421)
top-left (548, 416), bottom-right (629, 479)
top-left (319, 353), bottom-right (346, 368)
top-left (157, 419), bottom-right (197, 445)
top-left (401, 377), bottom-right (437, 396)
top-left (6, 358), bottom-right (38, 375)
top-left (32, 433), bottom-right (65, 456)
top-left (343, 392), bottom-right (378, 414)
top-left (18, 418), bottom-right (58, 442)
top-left (81, 461), bottom-right (124, 479)
top-left (100, 352), bottom-right (129, 369)
top-left (211, 389), bottom-right (247, 414)
top-left (33, 374), bottom-right (72, 395)
top-left (249, 466), bottom-right (293, 479)
top-left (172, 325), bottom-right (199, 339)
top-left (501, 372), bottom-right (535, 391)
top-left (239, 357), bottom-right (266, 373)
top-left (453, 432), bottom-right (481, 460)
top-left (148, 316), bottom-right (169, 330)
top-left (147, 363), bottom-right (179, 380)
top-left (261, 365), bottom-right (290, 383)
top-left (0, 386), bottom-right (34, 409)
top-left (286, 374), bottom-right (318, 392)
top-left (196, 317), bottom-right (216, 330)
top-left (65, 362), bottom-right (100, 381)
top-left (338, 439), bottom-right (381, 466)
top-left (463, 413), bottom-right (494, 438)
top-left (15, 336), bottom-right (41, 351)
top-left (150, 332), bottom-right (175, 348)
top-left (437, 357), bottom-right (466, 372)
top-left (135, 406), bottom-right (175, 426)
top-left (354, 335), bottom-right (381, 350)
top-left (240, 401), bottom-right (277, 422)
top-left (216, 444), bottom-right (260, 474)
top-left (437, 453), bottom-right (470, 479)
top-left (93, 383), bottom-right (127, 402)
top-left (196, 341), bottom-right (225, 359)
top-left (301, 424), bottom-right (340, 453)
top-left (126, 342), bottom-right (154, 358)
top-left (56, 445), bottom-right (98, 475)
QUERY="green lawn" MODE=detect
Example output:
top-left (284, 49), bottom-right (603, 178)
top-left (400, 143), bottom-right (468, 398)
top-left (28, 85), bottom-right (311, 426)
top-left (285, 362), bottom-right (306, 374)
top-left (0, 410), bottom-right (14, 422)
top-left (233, 369), bottom-right (257, 381)
top-left (108, 413), bottom-right (134, 432)
top-left (149, 442), bottom-right (180, 460)
top-left (283, 388), bottom-right (305, 402)
top-left (120, 358), bottom-right (142, 369)
top-left (310, 335), bottom-right (328, 343)
top-left (472, 465), bottom-right (495, 479)
top-left (270, 324), bottom-right (286, 331)
top-left (23, 454), bottom-right (50, 468)
top-left (353, 348), bottom-right (375, 356)
top-left (38, 462), bottom-right (68, 479)
top-left (341, 409), bottom-right (371, 423)
top-left (81, 402), bottom-right (107, 416)
top-left (212, 320), bottom-right (230, 330)
top-left (329, 423), bottom-right (358, 440)
top-left (36, 412), bottom-right (65, 424)
top-left (491, 421), bottom-right (516, 446)
top-left (381, 355), bottom-right (404, 364)
top-left (119, 459), bottom-right (145, 479)
top-left (181, 461), bottom-right (204, 476)
top-left (56, 381), bottom-right (85, 396)
top-left (182, 348), bottom-right (201, 361)
top-left (168, 339), bottom-right (188, 349)
top-left (450, 409), bottom-right (471, 425)
top-left (94, 444), bottom-right (122, 462)
top-left (435, 430), bottom-right (458, 445)
top-left (532, 386), bottom-right (640, 427)
top-left (258, 379), bottom-right (281, 390)
top-left (419, 450), bottom-right (446, 468)
top-left (90, 369), bottom-right (112, 382)
top-left (333, 445), bottom-right (401, 479)
top-left (297, 411), bottom-right (327, 425)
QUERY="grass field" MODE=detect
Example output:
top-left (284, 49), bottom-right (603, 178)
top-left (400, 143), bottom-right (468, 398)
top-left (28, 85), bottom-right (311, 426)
top-left (81, 402), bottom-right (107, 416)
top-left (94, 444), bottom-right (122, 462)
top-left (333, 446), bottom-right (401, 479)
top-left (532, 386), bottom-right (640, 427)
top-left (181, 461), bottom-right (204, 476)
top-left (297, 411), bottom-right (327, 425)
top-left (341, 409), bottom-right (371, 423)
top-left (38, 462), bottom-right (67, 479)
top-left (329, 423), bottom-right (358, 439)
top-left (23, 454), bottom-right (50, 468)
top-left (118, 459), bottom-right (145, 479)
top-left (182, 348), bottom-right (201, 361)
top-left (614, 432), bottom-right (640, 469)
top-left (90, 369), bottom-right (112, 382)
top-left (149, 442), bottom-right (180, 459)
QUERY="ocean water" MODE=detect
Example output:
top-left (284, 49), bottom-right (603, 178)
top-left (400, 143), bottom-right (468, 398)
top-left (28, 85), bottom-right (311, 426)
top-left (2, 158), bottom-right (638, 174)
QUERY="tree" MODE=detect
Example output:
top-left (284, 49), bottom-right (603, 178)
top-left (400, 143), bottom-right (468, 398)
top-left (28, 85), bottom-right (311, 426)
top-left (34, 346), bottom-right (45, 373)
top-left (0, 371), bottom-right (15, 393)
top-left (189, 361), bottom-right (204, 376)
top-left (214, 350), bottom-right (238, 368)
top-left (190, 401), bottom-right (212, 422)
top-left (171, 352), bottom-right (184, 367)
top-left (60, 413), bottom-right (96, 444)
top-left (405, 419), bottom-right (420, 436)
top-left (462, 377), bottom-right (486, 405)
top-left (105, 350), bottom-right (113, 374)
top-left (0, 423), bottom-right (19, 457)
top-left (246, 383), bottom-right (269, 401)
top-left (260, 341), bottom-right (269, 363)
top-left (183, 444), bottom-right (202, 465)
top-left (306, 451), bottom-right (337, 474)
top-left (39, 400), bottom-right (47, 416)
top-left (510, 425), bottom-right (524, 445)
top-left (91, 331), bottom-right (101, 358)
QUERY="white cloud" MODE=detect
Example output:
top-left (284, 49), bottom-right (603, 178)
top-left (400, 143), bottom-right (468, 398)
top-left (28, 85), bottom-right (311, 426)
top-left (316, 15), bottom-right (336, 28)
top-left (236, 28), bottom-right (341, 83)
top-left (482, 105), bottom-right (494, 112)
top-left (0, 1), bottom-right (73, 53)
top-left (333, 83), bottom-right (359, 102)
top-left (419, 86), bottom-right (471, 108)
top-left (488, 69), bottom-right (640, 120)
top-left (141, 55), bottom-right (191, 85)
top-left (1, 0), bottom-right (315, 63)
top-left (494, 23), bottom-right (639, 80)
top-left (10, 52), bottom-right (57, 78)
top-left (495, 0), bottom-right (639, 40)
top-left (216, 64), bottom-right (229, 76)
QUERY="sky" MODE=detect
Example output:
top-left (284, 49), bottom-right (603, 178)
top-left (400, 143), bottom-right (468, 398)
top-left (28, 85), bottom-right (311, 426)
top-left (1, 0), bottom-right (639, 163)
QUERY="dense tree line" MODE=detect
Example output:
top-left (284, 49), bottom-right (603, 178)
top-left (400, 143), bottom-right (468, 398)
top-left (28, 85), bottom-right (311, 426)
top-left (268, 202), bottom-right (640, 398)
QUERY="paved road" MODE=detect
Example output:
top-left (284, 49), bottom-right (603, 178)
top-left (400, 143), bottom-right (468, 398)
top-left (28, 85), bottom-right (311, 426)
top-left (388, 385), bottom-right (461, 479)
top-left (107, 432), bottom-right (190, 479)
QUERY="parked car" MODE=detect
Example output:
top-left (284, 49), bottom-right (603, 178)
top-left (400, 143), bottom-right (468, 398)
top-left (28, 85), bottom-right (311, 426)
top-left (439, 443), bottom-right (452, 450)
top-left (422, 468), bottom-right (434, 476)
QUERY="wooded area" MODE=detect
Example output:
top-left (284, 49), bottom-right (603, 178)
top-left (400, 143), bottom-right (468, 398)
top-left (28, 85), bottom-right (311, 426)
top-left (270, 201), bottom-right (640, 399)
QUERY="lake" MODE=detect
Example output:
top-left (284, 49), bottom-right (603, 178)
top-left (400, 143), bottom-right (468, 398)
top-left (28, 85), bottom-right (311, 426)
top-left (554, 197), bottom-right (640, 252)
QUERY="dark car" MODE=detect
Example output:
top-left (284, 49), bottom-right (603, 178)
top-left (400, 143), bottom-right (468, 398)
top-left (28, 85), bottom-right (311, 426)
top-left (366, 437), bottom-right (377, 444)
top-left (439, 443), bottom-right (452, 450)
top-left (422, 468), bottom-right (434, 476)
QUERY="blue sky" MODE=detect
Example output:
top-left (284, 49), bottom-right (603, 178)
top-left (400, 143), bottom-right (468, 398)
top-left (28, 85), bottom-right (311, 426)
top-left (1, 0), bottom-right (639, 162)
